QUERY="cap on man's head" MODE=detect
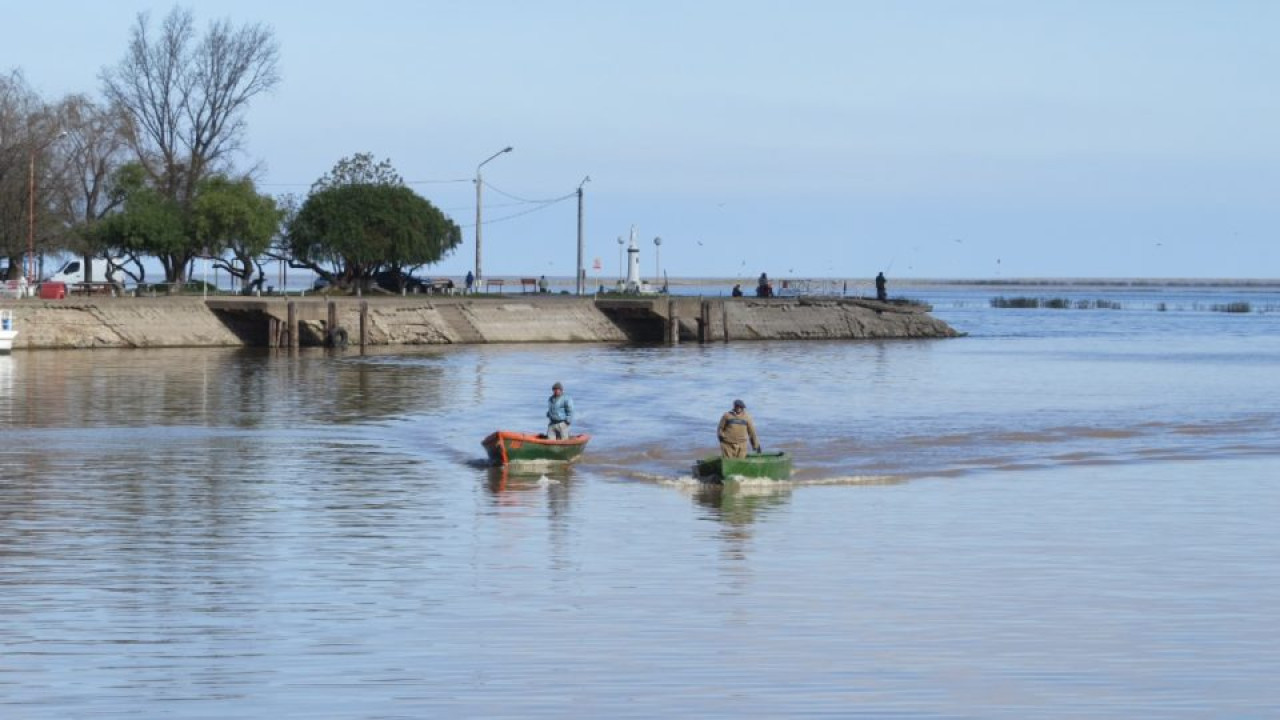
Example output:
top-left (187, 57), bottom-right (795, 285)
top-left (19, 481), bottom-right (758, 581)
top-left (552, 382), bottom-right (563, 390)
top-left (733, 399), bottom-right (745, 409)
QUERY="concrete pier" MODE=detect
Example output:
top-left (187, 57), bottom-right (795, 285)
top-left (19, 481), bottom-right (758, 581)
top-left (0, 294), bottom-right (958, 350)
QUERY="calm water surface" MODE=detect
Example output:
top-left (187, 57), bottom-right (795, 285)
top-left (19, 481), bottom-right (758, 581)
top-left (2, 283), bottom-right (1279, 718)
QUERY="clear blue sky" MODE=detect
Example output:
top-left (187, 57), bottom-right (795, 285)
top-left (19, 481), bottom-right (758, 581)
top-left (6, 1), bottom-right (1278, 279)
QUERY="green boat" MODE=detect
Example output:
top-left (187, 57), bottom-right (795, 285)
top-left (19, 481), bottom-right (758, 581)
top-left (482, 430), bottom-right (590, 467)
top-left (694, 451), bottom-right (792, 481)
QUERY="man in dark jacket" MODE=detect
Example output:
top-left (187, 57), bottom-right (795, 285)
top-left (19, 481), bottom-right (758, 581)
top-left (717, 399), bottom-right (760, 458)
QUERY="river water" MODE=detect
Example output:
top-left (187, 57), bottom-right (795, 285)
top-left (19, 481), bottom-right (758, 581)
top-left (2, 282), bottom-right (1278, 718)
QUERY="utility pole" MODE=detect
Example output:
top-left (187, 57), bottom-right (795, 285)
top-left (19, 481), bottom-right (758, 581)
top-left (27, 150), bottom-right (35, 281)
top-left (576, 176), bottom-right (590, 295)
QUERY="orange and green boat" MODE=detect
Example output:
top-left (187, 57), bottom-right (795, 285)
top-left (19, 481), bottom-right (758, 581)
top-left (482, 431), bottom-right (590, 467)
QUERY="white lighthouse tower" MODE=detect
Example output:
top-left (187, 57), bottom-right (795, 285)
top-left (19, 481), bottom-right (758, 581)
top-left (624, 226), bottom-right (642, 292)
top-left (616, 225), bottom-right (657, 294)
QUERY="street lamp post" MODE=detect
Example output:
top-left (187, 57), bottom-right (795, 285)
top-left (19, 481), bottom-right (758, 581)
top-left (576, 176), bottom-right (590, 295)
top-left (653, 236), bottom-right (662, 284)
top-left (27, 130), bottom-right (68, 283)
top-left (475, 146), bottom-right (513, 286)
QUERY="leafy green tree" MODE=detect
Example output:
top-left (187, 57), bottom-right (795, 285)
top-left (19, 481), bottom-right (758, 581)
top-left (193, 176), bottom-right (282, 292)
top-left (288, 154), bottom-right (461, 290)
top-left (91, 164), bottom-right (184, 282)
top-left (95, 164), bottom-right (279, 290)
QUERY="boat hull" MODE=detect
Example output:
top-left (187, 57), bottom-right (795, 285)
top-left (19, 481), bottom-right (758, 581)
top-left (695, 452), bottom-right (792, 481)
top-left (483, 431), bottom-right (590, 467)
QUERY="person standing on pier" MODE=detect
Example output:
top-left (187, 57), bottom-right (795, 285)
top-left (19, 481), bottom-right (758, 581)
top-left (546, 382), bottom-right (575, 439)
top-left (465, 270), bottom-right (474, 294)
top-left (718, 399), bottom-right (761, 458)
top-left (756, 273), bottom-right (772, 297)
top-left (876, 271), bottom-right (888, 302)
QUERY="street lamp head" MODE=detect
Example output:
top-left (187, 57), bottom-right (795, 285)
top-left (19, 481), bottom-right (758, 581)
top-left (478, 146), bottom-right (514, 171)
top-left (654, 236), bottom-right (662, 246)
top-left (617, 237), bottom-right (624, 245)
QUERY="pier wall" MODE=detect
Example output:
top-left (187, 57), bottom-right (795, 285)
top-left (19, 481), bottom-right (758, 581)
top-left (0, 295), bottom-right (956, 350)
top-left (3, 297), bottom-right (246, 349)
top-left (710, 297), bottom-right (957, 342)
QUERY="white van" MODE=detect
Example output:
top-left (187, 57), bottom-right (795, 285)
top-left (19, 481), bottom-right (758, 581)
top-left (44, 258), bottom-right (119, 285)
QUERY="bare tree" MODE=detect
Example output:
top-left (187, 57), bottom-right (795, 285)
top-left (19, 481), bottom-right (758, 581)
top-left (0, 71), bottom-right (33, 279)
top-left (101, 7), bottom-right (279, 284)
top-left (53, 95), bottom-right (136, 285)
top-left (0, 69), bottom-right (62, 281)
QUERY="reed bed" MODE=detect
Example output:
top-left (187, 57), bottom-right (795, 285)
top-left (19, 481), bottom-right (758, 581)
top-left (1210, 302), bottom-right (1252, 313)
top-left (990, 297), bottom-right (1125, 310)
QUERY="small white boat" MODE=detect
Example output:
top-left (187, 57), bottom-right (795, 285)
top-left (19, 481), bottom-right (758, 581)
top-left (0, 310), bottom-right (17, 353)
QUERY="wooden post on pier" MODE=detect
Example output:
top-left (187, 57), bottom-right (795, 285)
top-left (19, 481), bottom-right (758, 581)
top-left (287, 301), bottom-right (298, 349)
top-left (667, 298), bottom-right (679, 345)
top-left (359, 301), bottom-right (369, 351)
top-left (721, 300), bottom-right (730, 343)
top-left (327, 300), bottom-right (337, 346)
top-left (267, 316), bottom-right (280, 348)
top-left (699, 301), bottom-right (711, 343)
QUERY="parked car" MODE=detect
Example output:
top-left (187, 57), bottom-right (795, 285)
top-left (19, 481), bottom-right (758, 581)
top-left (1, 275), bottom-right (31, 298)
top-left (310, 271), bottom-right (432, 293)
top-left (373, 270), bottom-right (430, 293)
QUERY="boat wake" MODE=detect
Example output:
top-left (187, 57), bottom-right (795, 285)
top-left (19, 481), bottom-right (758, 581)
top-left (628, 470), bottom-right (903, 489)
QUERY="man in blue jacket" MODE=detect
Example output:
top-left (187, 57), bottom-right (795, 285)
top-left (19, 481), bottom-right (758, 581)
top-left (546, 381), bottom-right (575, 439)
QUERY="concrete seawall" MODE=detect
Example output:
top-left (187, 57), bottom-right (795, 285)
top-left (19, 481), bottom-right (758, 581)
top-left (0, 295), bottom-right (958, 350)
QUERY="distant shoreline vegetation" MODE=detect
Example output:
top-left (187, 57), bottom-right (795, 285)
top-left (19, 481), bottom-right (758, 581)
top-left (656, 277), bottom-right (1280, 289)
top-left (932, 278), bottom-right (1280, 288)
